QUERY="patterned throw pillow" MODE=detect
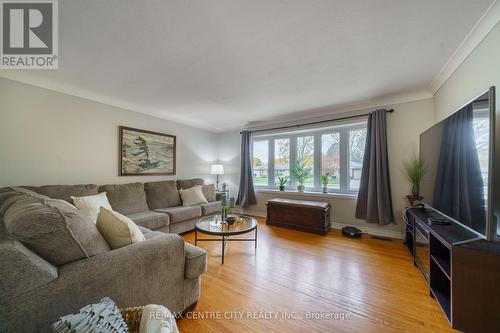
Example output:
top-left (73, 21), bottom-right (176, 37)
top-left (202, 184), bottom-right (216, 202)
top-left (52, 297), bottom-right (128, 333)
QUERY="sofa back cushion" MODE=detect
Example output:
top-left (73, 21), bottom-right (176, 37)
top-left (144, 180), bottom-right (181, 209)
top-left (22, 184), bottom-right (99, 203)
top-left (98, 183), bottom-right (148, 215)
top-left (177, 178), bottom-right (204, 190)
top-left (3, 192), bottom-right (110, 266)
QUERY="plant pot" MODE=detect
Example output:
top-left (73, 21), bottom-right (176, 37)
top-left (406, 195), bottom-right (423, 206)
top-left (279, 186), bottom-right (285, 191)
top-left (297, 185), bottom-right (305, 192)
top-left (322, 186), bottom-right (328, 194)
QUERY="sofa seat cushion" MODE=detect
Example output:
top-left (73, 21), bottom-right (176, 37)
top-left (155, 206), bottom-right (201, 223)
top-left (126, 210), bottom-right (170, 230)
top-left (98, 183), bottom-right (149, 215)
top-left (22, 184), bottom-right (99, 203)
top-left (198, 201), bottom-right (221, 215)
top-left (177, 178), bottom-right (204, 190)
top-left (184, 243), bottom-right (207, 279)
top-left (144, 180), bottom-right (181, 209)
top-left (3, 193), bottom-right (110, 266)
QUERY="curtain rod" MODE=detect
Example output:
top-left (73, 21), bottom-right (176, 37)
top-left (240, 108), bottom-right (394, 134)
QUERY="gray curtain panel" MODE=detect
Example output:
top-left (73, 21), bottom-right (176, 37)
top-left (355, 109), bottom-right (395, 224)
top-left (433, 104), bottom-right (486, 234)
top-left (236, 130), bottom-right (257, 206)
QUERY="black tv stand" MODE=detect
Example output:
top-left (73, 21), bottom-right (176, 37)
top-left (405, 208), bottom-right (500, 332)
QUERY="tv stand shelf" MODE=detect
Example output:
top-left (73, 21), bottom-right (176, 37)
top-left (405, 208), bottom-right (500, 332)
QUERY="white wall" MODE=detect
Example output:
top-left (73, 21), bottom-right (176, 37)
top-left (0, 78), bottom-right (219, 187)
top-left (217, 131), bottom-right (241, 196)
top-left (434, 21), bottom-right (500, 120)
top-left (217, 98), bottom-right (435, 238)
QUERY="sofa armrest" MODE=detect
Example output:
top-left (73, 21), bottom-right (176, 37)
top-left (51, 234), bottom-right (186, 312)
top-left (59, 234), bottom-right (185, 281)
top-left (0, 239), bottom-right (58, 299)
top-left (184, 243), bottom-right (207, 279)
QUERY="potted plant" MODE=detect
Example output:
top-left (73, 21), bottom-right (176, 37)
top-left (321, 173), bottom-right (330, 193)
top-left (277, 175), bottom-right (288, 191)
top-left (292, 161), bottom-right (311, 192)
top-left (404, 158), bottom-right (427, 205)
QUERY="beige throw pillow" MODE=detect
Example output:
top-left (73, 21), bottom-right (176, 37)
top-left (202, 184), bottom-right (216, 202)
top-left (179, 186), bottom-right (208, 207)
top-left (96, 207), bottom-right (145, 249)
top-left (71, 192), bottom-right (112, 223)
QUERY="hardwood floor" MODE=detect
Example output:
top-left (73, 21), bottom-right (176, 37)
top-left (177, 218), bottom-right (457, 333)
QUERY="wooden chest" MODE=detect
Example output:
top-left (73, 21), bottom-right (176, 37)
top-left (266, 198), bottom-right (331, 235)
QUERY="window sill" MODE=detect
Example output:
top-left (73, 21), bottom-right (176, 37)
top-left (254, 188), bottom-right (358, 200)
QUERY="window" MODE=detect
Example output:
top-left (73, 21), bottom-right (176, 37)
top-left (252, 140), bottom-right (268, 186)
top-left (321, 133), bottom-right (340, 190)
top-left (296, 136), bottom-right (314, 187)
top-left (472, 110), bottom-right (489, 202)
top-left (349, 128), bottom-right (367, 191)
top-left (274, 138), bottom-right (290, 185)
top-left (252, 121), bottom-right (367, 194)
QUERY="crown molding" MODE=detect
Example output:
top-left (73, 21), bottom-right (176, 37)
top-left (430, 0), bottom-right (500, 94)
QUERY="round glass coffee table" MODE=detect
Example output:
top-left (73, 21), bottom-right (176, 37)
top-left (195, 215), bottom-right (257, 264)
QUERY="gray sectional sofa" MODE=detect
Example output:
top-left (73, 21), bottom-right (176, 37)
top-left (0, 179), bottom-right (219, 333)
top-left (24, 178), bottom-right (222, 235)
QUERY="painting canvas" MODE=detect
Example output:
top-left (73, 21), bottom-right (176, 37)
top-left (119, 126), bottom-right (176, 175)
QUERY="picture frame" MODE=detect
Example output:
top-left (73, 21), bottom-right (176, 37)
top-left (119, 126), bottom-right (176, 176)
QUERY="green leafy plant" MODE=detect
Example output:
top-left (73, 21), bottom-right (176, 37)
top-left (321, 173), bottom-right (330, 187)
top-left (292, 161), bottom-right (311, 186)
top-left (277, 175), bottom-right (288, 187)
top-left (404, 158), bottom-right (428, 196)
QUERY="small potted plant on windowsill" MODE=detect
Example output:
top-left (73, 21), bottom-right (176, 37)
top-left (404, 158), bottom-right (427, 206)
top-left (277, 175), bottom-right (288, 191)
top-left (292, 161), bottom-right (311, 193)
top-left (321, 173), bottom-right (330, 194)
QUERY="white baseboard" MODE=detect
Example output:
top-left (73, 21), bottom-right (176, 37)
top-left (240, 209), bottom-right (404, 240)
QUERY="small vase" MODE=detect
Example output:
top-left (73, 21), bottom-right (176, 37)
top-left (297, 185), bottom-right (305, 192)
top-left (322, 186), bottom-right (328, 194)
top-left (279, 186), bottom-right (285, 191)
top-left (406, 195), bottom-right (423, 206)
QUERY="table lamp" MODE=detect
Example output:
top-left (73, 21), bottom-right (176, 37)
top-left (210, 164), bottom-right (224, 190)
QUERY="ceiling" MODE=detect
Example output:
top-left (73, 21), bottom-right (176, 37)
top-left (0, 0), bottom-right (495, 132)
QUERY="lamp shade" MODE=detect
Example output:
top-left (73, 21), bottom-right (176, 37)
top-left (210, 164), bottom-right (224, 175)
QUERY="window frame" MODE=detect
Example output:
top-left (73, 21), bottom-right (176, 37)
top-left (251, 121), bottom-right (367, 194)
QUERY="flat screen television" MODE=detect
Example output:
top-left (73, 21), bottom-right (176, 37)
top-left (419, 87), bottom-right (497, 241)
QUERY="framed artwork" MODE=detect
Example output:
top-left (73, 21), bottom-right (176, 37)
top-left (119, 126), bottom-right (176, 176)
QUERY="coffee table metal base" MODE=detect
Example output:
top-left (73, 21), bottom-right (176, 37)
top-left (194, 227), bottom-right (257, 264)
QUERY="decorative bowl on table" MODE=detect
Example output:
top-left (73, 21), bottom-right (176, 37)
top-left (225, 216), bottom-right (236, 225)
